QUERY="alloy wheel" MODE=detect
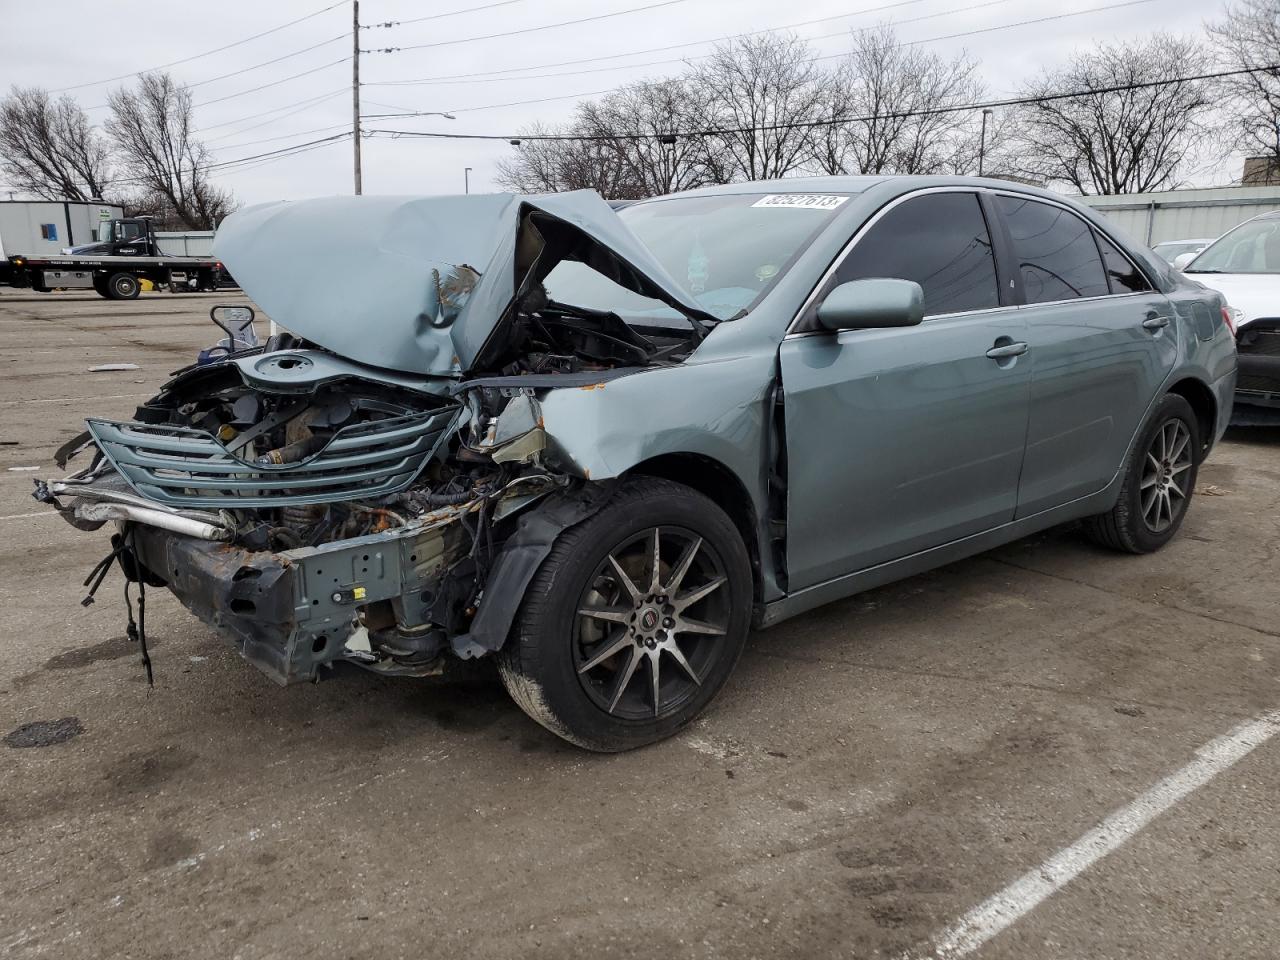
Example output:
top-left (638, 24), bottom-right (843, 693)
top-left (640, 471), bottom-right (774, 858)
top-left (1140, 418), bottom-right (1193, 533)
top-left (574, 526), bottom-right (731, 722)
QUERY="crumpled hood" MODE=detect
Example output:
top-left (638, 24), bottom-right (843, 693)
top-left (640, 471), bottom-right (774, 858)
top-left (213, 191), bottom-right (716, 376)
top-left (1186, 272), bottom-right (1280, 329)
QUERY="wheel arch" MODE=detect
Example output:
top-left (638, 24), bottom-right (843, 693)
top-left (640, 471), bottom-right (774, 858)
top-left (1165, 376), bottom-right (1217, 459)
top-left (626, 452), bottom-right (764, 605)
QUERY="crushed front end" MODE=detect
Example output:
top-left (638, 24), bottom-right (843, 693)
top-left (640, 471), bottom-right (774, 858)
top-left (33, 344), bottom-right (594, 685)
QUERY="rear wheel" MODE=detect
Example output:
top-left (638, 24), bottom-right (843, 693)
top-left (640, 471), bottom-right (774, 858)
top-left (1084, 393), bottom-right (1200, 553)
top-left (106, 272), bottom-right (140, 300)
top-left (92, 277), bottom-right (111, 299)
top-left (498, 478), bottom-right (752, 752)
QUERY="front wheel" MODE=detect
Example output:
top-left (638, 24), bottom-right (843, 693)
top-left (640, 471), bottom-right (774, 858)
top-left (1084, 393), bottom-right (1200, 553)
top-left (498, 478), bottom-right (752, 752)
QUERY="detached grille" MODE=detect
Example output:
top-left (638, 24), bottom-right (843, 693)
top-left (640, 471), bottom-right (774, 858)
top-left (86, 406), bottom-right (458, 509)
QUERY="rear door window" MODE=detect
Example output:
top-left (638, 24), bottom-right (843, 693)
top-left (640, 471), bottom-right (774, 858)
top-left (997, 196), bottom-right (1110, 303)
top-left (834, 191), bottom-right (1000, 317)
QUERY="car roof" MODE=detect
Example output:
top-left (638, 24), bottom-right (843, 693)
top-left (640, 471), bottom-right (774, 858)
top-left (655, 174), bottom-right (1105, 208)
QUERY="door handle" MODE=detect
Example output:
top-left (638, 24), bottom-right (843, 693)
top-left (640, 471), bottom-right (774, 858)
top-left (1142, 315), bottom-right (1171, 331)
top-left (985, 341), bottom-right (1029, 359)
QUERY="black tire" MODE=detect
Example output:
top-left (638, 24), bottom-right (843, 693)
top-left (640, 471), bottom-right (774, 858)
top-left (498, 477), bottom-right (752, 752)
top-left (106, 272), bottom-right (140, 300)
top-left (1084, 393), bottom-right (1200, 554)
top-left (92, 277), bottom-right (111, 299)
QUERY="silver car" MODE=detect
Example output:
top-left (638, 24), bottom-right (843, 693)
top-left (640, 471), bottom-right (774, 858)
top-left (37, 177), bottom-right (1238, 751)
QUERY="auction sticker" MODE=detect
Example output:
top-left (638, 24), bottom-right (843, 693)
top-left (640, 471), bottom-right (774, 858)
top-left (751, 194), bottom-right (848, 210)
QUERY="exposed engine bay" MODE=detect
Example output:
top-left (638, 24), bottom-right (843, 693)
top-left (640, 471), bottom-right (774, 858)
top-left (34, 299), bottom-right (697, 687)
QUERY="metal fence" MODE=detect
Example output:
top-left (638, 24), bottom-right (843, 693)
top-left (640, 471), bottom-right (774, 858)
top-left (1077, 185), bottom-right (1280, 246)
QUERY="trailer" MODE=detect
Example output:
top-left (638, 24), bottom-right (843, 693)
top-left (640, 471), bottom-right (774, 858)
top-left (4, 215), bottom-right (223, 298)
top-left (0, 199), bottom-right (123, 258)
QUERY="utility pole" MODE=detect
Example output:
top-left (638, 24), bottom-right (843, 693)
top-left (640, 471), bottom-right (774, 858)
top-left (464, 167), bottom-right (472, 194)
top-left (352, 0), bottom-right (362, 195)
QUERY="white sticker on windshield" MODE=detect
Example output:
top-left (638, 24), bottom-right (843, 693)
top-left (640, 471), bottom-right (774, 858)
top-left (751, 194), bottom-right (848, 210)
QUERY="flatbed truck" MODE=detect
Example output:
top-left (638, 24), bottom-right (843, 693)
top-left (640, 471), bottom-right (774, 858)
top-left (3, 217), bottom-right (223, 299)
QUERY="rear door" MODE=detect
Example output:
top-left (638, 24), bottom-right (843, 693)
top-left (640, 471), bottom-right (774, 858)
top-left (779, 189), bottom-right (1032, 589)
top-left (992, 194), bottom-right (1178, 515)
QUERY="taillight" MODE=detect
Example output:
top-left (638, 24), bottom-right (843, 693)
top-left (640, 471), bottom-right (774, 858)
top-left (1222, 306), bottom-right (1237, 336)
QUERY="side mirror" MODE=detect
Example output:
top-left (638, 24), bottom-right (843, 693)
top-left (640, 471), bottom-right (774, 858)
top-left (1172, 252), bottom-right (1197, 270)
top-left (815, 278), bottom-right (925, 331)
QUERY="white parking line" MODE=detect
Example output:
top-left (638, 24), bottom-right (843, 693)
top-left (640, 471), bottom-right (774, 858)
top-left (0, 511), bottom-right (56, 521)
top-left (907, 709), bottom-right (1280, 959)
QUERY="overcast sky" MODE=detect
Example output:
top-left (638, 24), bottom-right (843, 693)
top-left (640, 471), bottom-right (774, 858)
top-left (0, 0), bottom-right (1235, 205)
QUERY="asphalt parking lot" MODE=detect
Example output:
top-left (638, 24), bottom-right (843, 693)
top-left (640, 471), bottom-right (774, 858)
top-left (2, 288), bottom-right (1278, 960)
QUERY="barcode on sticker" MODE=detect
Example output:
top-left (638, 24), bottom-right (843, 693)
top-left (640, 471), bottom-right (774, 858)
top-left (751, 194), bottom-right (848, 210)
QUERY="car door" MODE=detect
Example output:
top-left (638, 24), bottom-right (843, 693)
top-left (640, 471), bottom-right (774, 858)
top-left (779, 189), bottom-right (1032, 590)
top-left (991, 194), bottom-right (1179, 516)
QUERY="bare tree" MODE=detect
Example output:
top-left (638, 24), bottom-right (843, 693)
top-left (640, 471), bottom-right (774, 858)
top-left (578, 79), bottom-right (715, 195)
top-left (687, 34), bottom-right (827, 182)
top-left (1008, 35), bottom-right (1220, 194)
top-left (813, 27), bottom-right (984, 176)
top-left (106, 73), bottom-right (234, 228)
top-left (0, 87), bottom-right (113, 200)
top-left (1209, 0), bottom-right (1280, 166)
top-left (495, 122), bottom-right (643, 197)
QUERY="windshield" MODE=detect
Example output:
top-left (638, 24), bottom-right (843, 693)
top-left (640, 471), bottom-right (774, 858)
top-left (543, 192), bottom-right (846, 324)
top-left (1186, 218), bottom-right (1280, 274)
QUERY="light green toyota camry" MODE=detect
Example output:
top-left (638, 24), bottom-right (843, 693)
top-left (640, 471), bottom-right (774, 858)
top-left (37, 176), bottom-right (1238, 751)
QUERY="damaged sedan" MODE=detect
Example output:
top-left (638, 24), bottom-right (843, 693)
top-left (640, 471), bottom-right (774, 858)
top-left (36, 178), bottom-right (1237, 751)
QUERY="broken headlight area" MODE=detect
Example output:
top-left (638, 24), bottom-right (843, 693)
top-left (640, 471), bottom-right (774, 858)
top-left (32, 346), bottom-right (597, 686)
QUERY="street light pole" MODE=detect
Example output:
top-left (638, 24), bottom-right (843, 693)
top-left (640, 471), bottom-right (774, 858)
top-left (978, 108), bottom-right (993, 177)
top-left (464, 167), bottom-right (472, 194)
top-left (352, 0), bottom-right (362, 195)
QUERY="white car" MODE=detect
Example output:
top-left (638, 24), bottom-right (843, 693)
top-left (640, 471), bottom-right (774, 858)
top-left (1178, 212), bottom-right (1280, 411)
top-left (1153, 237), bottom-right (1215, 264)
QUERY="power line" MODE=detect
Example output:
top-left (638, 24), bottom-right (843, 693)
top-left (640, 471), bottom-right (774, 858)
top-left (89, 133), bottom-right (354, 189)
top-left (207, 122), bottom-right (352, 153)
top-left (366, 89), bottom-right (620, 120)
top-left (367, 0), bottom-right (693, 54)
top-left (211, 133), bottom-right (353, 173)
top-left (84, 58), bottom-right (350, 113)
top-left (185, 34), bottom-right (347, 90)
top-left (363, 0), bottom-right (1156, 120)
top-left (364, 0), bottom-right (928, 86)
top-left (900, 0), bottom-right (1153, 46)
top-left (366, 0), bottom-right (1012, 88)
top-left (365, 63), bottom-right (1276, 144)
top-left (363, 0), bottom-right (527, 28)
top-left (202, 90), bottom-right (348, 139)
top-left (48, 0), bottom-right (348, 93)
top-left (194, 57), bottom-right (352, 108)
